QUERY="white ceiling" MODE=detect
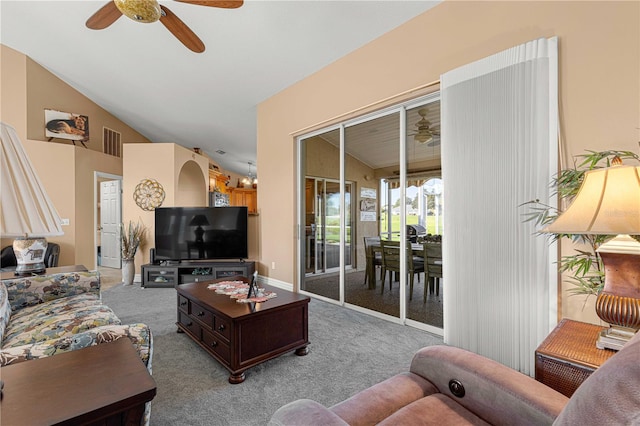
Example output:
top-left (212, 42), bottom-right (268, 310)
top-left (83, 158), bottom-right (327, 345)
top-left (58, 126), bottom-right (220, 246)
top-left (0, 0), bottom-right (440, 174)
top-left (313, 101), bottom-right (441, 171)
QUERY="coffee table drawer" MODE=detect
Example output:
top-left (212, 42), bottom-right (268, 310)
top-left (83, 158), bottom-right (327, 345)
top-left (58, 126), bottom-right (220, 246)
top-left (178, 311), bottom-right (201, 338)
top-left (214, 316), bottom-right (231, 340)
top-left (191, 301), bottom-right (214, 329)
top-left (178, 295), bottom-right (189, 312)
top-left (203, 329), bottom-right (231, 363)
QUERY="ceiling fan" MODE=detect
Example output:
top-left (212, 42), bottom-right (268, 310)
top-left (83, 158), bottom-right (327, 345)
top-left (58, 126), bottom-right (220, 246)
top-left (409, 108), bottom-right (440, 146)
top-left (86, 0), bottom-right (243, 53)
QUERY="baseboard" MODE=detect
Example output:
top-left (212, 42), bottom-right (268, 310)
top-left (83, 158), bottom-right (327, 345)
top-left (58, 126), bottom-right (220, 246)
top-left (258, 275), bottom-right (293, 291)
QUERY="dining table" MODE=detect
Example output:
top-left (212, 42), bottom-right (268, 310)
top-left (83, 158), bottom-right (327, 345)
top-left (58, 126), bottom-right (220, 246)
top-left (365, 241), bottom-right (441, 289)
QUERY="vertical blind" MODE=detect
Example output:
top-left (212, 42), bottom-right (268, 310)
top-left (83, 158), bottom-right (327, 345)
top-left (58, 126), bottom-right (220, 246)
top-left (441, 37), bottom-right (558, 374)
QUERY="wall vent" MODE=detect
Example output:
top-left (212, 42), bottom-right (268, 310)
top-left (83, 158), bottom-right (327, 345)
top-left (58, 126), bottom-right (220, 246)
top-left (102, 127), bottom-right (122, 157)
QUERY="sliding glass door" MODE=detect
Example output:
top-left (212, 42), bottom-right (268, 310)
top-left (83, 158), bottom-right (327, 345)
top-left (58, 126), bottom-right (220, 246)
top-left (404, 102), bottom-right (443, 330)
top-left (297, 93), bottom-right (443, 335)
top-left (300, 129), bottom-right (354, 301)
top-left (344, 111), bottom-right (401, 318)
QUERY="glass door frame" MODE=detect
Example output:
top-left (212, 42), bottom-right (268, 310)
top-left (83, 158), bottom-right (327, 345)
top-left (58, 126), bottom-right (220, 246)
top-left (304, 176), bottom-right (354, 276)
top-left (296, 92), bottom-right (443, 336)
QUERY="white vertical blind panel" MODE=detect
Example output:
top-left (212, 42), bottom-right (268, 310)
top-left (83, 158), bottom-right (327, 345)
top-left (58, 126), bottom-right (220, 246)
top-left (441, 38), bottom-right (558, 374)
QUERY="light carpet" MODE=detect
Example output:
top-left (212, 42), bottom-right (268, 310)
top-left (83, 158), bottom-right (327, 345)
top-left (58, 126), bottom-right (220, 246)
top-left (102, 284), bottom-right (444, 425)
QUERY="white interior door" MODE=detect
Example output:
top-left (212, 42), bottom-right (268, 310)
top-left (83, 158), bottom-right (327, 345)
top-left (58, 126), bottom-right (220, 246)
top-left (100, 180), bottom-right (122, 268)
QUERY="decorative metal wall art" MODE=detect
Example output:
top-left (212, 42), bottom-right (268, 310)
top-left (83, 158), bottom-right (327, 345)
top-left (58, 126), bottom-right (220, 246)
top-left (134, 178), bottom-right (165, 211)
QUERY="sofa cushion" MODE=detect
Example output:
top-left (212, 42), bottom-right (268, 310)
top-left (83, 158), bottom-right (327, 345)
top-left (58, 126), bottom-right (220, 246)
top-left (0, 283), bottom-right (10, 343)
top-left (2, 293), bottom-right (120, 349)
top-left (554, 330), bottom-right (640, 425)
top-left (330, 372), bottom-right (438, 426)
top-left (4, 271), bottom-right (100, 311)
top-left (9, 292), bottom-right (102, 322)
top-left (269, 399), bottom-right (348, 426)
top-left (378, 394), bottom-right (490, 426)
top-left (0, 323), bottom-right (152, 368)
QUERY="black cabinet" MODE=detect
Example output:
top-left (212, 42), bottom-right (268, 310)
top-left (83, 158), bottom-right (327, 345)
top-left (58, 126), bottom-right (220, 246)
top-left (141, 261), bottom-right (255, 288)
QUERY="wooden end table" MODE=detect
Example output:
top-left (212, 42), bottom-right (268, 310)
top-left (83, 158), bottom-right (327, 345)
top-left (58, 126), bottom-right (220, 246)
top-left (1, 338), bottom-right (156, 425)
top-left (535, 318), bottom-right (616, 397)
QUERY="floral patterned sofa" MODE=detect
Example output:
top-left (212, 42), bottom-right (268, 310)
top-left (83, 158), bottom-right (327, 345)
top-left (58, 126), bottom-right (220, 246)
top-left (0, 270), bottom-right (152, 370)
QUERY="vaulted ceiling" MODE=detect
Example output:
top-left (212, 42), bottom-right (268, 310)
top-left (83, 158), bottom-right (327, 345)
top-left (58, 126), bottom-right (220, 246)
top-left (0, 1), bottom-right (440, 174)
top-left (310, 101), bottom-right (441, 172)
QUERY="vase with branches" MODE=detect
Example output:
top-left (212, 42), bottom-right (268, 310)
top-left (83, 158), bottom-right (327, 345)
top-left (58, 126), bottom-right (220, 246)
top-left (121, 220), bottom-right (147, 285)
top-left (522, 149), bottom-right (640, 297)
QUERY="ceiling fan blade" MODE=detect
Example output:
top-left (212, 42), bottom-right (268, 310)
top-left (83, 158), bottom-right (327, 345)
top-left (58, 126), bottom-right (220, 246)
top-left (173, 0), bottom-right (243, 8)
top-left (159, 5), bottom-right (205, 53)
top-left (86, 2), bottom-right (122, 30)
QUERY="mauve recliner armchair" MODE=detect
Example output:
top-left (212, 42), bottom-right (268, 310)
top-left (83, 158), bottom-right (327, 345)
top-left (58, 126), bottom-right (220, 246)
top-left (270, 330), bottom-right (640, 425)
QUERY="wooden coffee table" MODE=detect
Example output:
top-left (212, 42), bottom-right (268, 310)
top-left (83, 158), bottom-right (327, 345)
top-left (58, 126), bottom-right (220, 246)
top-left (0, 338), bottom-right (156, 425)
top-left (176, 276), bottom-right (310, 383)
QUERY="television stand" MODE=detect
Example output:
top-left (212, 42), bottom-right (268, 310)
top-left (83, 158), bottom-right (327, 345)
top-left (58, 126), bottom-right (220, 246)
top-left (142, 260), bottom-right (255, 288)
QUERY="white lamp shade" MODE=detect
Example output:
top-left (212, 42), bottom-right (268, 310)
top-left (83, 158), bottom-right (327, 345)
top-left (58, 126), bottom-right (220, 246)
top-left (1, 122), bottom-right (63, 237)
top-left (543, 165), bottom-right (640, 235)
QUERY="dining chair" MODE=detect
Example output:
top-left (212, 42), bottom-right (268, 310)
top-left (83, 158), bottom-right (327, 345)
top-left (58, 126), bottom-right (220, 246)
top-left (363, 236), bottom-right (382, 289)
top-left (379, 240), bottom-right (424, 300)
top-left (423, 242), bottom-right (443, 302)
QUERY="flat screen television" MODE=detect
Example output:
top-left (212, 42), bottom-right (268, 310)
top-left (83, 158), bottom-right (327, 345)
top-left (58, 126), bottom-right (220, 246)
top-left (154, 206), bottom-right (248, 261)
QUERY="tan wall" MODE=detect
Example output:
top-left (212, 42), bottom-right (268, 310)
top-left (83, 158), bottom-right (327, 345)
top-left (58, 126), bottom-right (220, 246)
top-left (0, 140), bottom-right (75, 263)
top-left (0, 45), bottom-right (28, 141)
top-left (74, 147), bottom-right (123, 268)
top-left (2, 45), bottom-right (253, 273)
top-left (123, 143), bottom-right (210, 271)
top-left (25, 56), bottom-right (151, 148)
top-left (257, 1), bottom-right (640, 324)
top-left (122, 144), bottom-right (259, 270)
top-left (177, 161), bottom-right (208, 207)
top-left (1, 44), bottom-right (144, 269)
top-left (0, 140), bottom-right (122, 268)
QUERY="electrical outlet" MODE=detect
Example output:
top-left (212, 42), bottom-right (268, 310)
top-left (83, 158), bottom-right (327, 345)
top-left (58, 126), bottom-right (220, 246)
top-left (271, 262), bottom-right (276, 270)
top-left (61, 218), bottom-right (70, 226)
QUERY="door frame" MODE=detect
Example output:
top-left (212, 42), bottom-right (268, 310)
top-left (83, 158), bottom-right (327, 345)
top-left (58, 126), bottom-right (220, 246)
top-left (94, 172), bottom-right (122, 270)
top-left (304, 176), bottom-right (355, 276)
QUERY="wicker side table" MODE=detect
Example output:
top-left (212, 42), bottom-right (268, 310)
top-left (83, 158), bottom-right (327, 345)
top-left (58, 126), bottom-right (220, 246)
top-left (535, 318), bottom-right (616, 397)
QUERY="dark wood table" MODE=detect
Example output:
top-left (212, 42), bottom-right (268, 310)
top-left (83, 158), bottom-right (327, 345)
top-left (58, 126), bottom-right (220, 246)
top-left (0, 338), bottom-right (156, 425)
top-left (0, 264), bottom-right (88, 281)
top-left (176, 276), bottom-right (310, 383)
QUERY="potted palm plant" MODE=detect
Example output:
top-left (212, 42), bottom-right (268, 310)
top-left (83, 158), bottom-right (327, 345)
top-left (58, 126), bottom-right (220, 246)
top-left (121, 220), bottom-right (147, 286)
top-left (522, 149), bottom-right (639, 297)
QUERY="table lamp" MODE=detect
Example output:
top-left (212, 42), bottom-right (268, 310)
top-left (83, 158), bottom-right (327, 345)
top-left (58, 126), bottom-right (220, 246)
top-left (543, 156), bottom-right (640, 350)
top-left (189, 214), bottom-right (210, 243)
top-left (1, 123), bottom-right (63, 275)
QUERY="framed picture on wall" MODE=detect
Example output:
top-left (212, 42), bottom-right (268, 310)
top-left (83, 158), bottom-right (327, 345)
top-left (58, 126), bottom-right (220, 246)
top-left (44, 109), bottom-right (89, 142)
top-left (360, 199), bottom-right (376, 212)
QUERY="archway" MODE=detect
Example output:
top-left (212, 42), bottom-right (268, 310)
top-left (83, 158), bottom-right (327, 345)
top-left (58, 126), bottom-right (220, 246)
top-left (177, 160), bottom-right (206, 206)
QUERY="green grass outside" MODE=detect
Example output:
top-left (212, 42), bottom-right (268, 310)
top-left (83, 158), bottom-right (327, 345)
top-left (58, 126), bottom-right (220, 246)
top-left (380, 214), bottom-right (443, 238)
top-left (320, 214), bottom-right (442, 243)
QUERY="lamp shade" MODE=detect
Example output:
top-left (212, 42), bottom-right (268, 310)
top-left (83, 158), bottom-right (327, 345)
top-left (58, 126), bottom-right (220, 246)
top-left (189, 214), bottom-right (210, 227)
top-left (1, 122), bottom-right (63, 237)
top-left (542, 164), bottom-right (640, 235)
